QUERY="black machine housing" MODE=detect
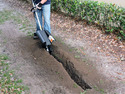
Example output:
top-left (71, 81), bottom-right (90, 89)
top-left (31, 0), bottom-right (55, 54)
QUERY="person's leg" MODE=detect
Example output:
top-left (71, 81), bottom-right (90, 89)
top-left (42, 4), bottom-right (51, 33)
top-left (33, 9), bottom-right (43, 39)
top-left (34, 9), bottom-right (43, 31)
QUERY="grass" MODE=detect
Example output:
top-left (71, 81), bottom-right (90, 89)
top-left (0, 9), bottom-right (35, 37)
top-left (0, 54), bottom-right (9, 60)
top-left (82, 58), bottom-right (87, 62)
top-left (55, 71), bottom-right (64, 80)
top-left (0, 29), bottom-right (2, 34)
top-left (73, 83), bottom-right (78, 88)
top-left (3, 39), bottom-right (7, 44)
top-left (69, 48), bottom-right (73, 52)
top-left (93, 86), bottom-right (106, 94)
top-left (55, 71), bottom-right (60, 75)
top-left (12, 13), bottom-right (35, 37)
top-left (68, 48), bottom-right (81, 59)
top-left (122, 81), bottom-right (125, 84)
top-left (0, 54), bottom-right (29, 94)
top-left (69, 47), bottom-right (79, 53)
top-left (0, 10), bottom-right (12, 24)
top-left (42, 90), bottom-right (45, 94)
top-left (80, 90), bottom-right (87, 94)
top-left (0, 8), bottom-right (37, 94)
top-left (75, 55), bottom-right (80, 59)
top-left (19, 24), bottom-right (27, 30)
top-left (27, 31), bottom-right (34, 36)
top-left (81, 47), bottom-right (85, 51)
top-left (76, 49), bottom-right (81, 53)
top-left (99, 79), bottom-right (104, 84)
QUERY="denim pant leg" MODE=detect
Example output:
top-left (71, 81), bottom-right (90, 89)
top-left (42, 4), bottom-right (51, 33)
top-left (35, 9), bottom-right (42, 31)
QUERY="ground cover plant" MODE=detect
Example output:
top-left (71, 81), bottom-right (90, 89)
top-left (51, 0), bottom-right (125, 39)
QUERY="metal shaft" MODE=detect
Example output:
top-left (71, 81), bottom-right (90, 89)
top-left (31, 0), bottom-right (42, 31)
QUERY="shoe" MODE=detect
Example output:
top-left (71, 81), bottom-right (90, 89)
top-left (33, 33), bottom-right (38, 39)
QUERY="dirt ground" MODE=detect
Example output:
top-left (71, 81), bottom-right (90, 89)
top-left (0, 1), bottom-right (83, 94)
top-left (0, 0), bottom-right (125, 94)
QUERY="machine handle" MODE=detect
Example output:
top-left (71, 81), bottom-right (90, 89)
top-left (30, 7), bottom-right (36, 12)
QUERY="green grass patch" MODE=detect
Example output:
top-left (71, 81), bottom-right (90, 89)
top-left (42, 90), bottom-right (46, 94)
top-left (27, 31), bottom-right (34, 36)
top-left (0, 29), bottom-right (2, 34)
top-left (0, 9), bottom-right (35, 37)
top-left (3, 39), bottom-right (7, 44)
top-left (69, 48), bottom-right (73, 52)
top-left (0, 10), bottom-right (12, 24)
top-left (80, 91), bottom-right (87, 94)
top-left (75, 55), bottom-right (80, 59)
top-left (0, 54), bottom-right (9, 60)
top-left (0, 54), bottom-right (29, 94)
top-left (73, 83), bottom-right (78, 88)
top-left (12, 13), bottom-right (35, 35)
top-left (93, 86), bottom-right (106, 94)
top-left (82, 58), bottom-right (87, 62)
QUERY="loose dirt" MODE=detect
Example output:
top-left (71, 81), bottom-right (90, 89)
top-left (0, 0), bottom-right (83, 94)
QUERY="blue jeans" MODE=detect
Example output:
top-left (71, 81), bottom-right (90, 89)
top-left (35, 4), bottom-right (51, 33)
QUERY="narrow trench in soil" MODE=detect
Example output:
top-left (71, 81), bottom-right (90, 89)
top-left (51, 44), bottom-right (92, 90)
top-left (1, 0), bottom-right (92, 91)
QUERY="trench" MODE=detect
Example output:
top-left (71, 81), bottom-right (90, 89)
top-left (51, 43), bottom-right (92, 90)
top-left (2, 0), bottom-right (91, 90)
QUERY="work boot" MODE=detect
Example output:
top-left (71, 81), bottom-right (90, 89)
top-left (33, 33), bottom-right (38, 39)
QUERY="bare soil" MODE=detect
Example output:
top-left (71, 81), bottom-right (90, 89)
top-left (1, 0), bottom-right (125, 94)
top-left (0, 1), bottom-right (83, 94)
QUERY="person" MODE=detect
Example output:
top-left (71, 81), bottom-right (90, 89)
top-left (34, 0), bottom-right (51, 38)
